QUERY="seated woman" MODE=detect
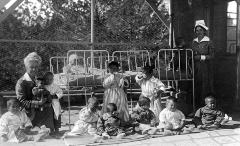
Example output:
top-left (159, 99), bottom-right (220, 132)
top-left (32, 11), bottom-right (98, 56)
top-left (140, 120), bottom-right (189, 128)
top-left (63, 54), bottom-right (86, 74)
top-left (16, 52), bottom-right (55, 134)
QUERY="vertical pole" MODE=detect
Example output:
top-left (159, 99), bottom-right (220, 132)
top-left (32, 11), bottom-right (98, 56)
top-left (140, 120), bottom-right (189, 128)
top-left (236, 3), bottom-right (239, 105)
top-left (91, 0), bottom-right (95, 69)
top-left (170, 0), bottom-right (173, 48)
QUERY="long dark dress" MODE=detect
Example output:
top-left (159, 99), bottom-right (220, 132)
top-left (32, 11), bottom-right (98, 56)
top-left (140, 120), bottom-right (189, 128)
top-left (192, 36), bottom-right (214, 107)
top-left (15, 73), bottom-right (54, 130)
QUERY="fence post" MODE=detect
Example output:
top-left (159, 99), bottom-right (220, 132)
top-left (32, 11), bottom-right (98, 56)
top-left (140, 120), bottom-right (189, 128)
top-left (0, 95), bottom-right (3, 117)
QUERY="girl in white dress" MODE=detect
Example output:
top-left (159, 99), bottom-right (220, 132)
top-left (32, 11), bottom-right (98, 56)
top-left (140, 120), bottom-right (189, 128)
top-left (135, 65), bottom-right (166, 121)
top-left (102, 61), bottom-right (129, 122)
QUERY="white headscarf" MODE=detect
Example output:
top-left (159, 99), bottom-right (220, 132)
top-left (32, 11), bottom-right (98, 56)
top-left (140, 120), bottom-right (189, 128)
top-left (24, 52), bottom-right (42, 67)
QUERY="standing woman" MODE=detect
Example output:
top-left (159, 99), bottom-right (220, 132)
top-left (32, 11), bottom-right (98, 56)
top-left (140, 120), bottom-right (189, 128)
top-left (16, 52), bottom-right (55, 131)
top-left (192, 20), bottom-right (214, 107)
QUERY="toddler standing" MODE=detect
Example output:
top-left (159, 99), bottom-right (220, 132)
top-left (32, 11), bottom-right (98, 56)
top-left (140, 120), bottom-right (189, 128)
top-left (135, 65), bottom-right (166, 119)
top-left (102, 61), bottom-right (129, 122)
top-left (43, 71), bottom-right (63, 134)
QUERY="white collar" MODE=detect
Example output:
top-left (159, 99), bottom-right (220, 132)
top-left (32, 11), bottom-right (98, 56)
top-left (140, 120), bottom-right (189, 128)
top-left (23, 73), bottom-right (33, 82)
top-left (193, 36), bottom-right (210, 43)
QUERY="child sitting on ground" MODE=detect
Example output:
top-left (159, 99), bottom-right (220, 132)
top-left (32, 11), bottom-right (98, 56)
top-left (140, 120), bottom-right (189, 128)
top-left (130, 96), bottom-right (158, 135)
top-left (193, 95), bottom-right (224, 129)
top-left (0, 99), bottom-right (49, 143)
top-left (43, 72), bottom-right (63, 135)
top-left (67, 97), bottom-right (101, 136)
top-left (135, 65), bottom-right (166, 120)
top-left (97, 103), bottom-right (126, 139)
top-left (158, 97), bottom-right (187, 134)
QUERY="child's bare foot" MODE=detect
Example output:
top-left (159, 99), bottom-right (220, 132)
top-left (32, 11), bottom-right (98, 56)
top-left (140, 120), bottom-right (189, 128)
top-left (142, 129), bottom-right (149, 135)
top-left (116, 133), bottom-right (125, 139)
top-left (93, 134), bottom-right (102, 143)
top-left (148, 128), bottom-right (158, 135)
top-left (34, 131), bottom-right (49, 142)
top-left (102, 133), bottom-right (110, 139)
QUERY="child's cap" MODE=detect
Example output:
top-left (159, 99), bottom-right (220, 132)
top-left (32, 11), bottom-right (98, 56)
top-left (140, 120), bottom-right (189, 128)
top-left (108, 61), bottom-right (120, 68)
top-left (7, 99), bottom-right (20, 109)
top-left (138, 96), bottom-right (150, 106)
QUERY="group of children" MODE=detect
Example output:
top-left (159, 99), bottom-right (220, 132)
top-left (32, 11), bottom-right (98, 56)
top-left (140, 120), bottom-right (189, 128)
top-left (66, 61), bottom-right (227, 140)
top-left (0, 60), bottom-right (228, 143)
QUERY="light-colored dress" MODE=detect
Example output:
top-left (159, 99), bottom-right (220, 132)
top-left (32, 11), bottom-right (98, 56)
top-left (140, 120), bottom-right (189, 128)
top-left (102, 73), bottom-right (129, 122)
top-left (135, 75), bottom-right (165, 119)
top-left (45, 83), bottom-right (63, 120)
top-left (68, 107), bottom-right (100, 136)
top-left (0, 111), bottom-right (32, 142)
top-left (159, 108), bottom-right (185, 129)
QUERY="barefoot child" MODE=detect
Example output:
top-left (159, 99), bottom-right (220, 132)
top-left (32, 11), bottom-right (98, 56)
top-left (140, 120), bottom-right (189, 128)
top-left (68, 97), bottom-right (101, 136)
top-left (44, 71), bottom-right (63, 135)
top-left (102, 61), bottom-right (129, 122)
top-left (193, 95), bottom-right (224, 129)
top-left (158, 97), bottom-right (186, 133)
top-left (135, 65), bottom-right (166, 119)
top-left (97, 103), bottom-right (126, 139)
top-left (0, 99), bottom-right (49, 143)
top-left (130, 96), bottom-right (158, 135)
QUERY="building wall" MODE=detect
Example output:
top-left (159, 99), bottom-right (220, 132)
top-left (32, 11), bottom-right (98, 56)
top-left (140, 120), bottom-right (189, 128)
top-left (173, 0), bottom-right (238, 109)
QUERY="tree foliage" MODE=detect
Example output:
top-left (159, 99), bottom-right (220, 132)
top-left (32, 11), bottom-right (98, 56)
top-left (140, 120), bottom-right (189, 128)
top-left (0, 0), bottom-right (169, 91)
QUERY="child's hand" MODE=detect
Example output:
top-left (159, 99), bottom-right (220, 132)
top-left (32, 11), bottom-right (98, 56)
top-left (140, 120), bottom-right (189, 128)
top-left (38, 98), bottom-right (47, 105)
top-left (165, 122), bottom-right (173, 130)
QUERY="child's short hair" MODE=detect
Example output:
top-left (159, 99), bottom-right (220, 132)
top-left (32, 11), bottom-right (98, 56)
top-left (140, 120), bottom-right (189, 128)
top-left (107, 103), bottom-right (117, 111)
top-left (43, 71), bottom-right (54, 79)
top-left (7, 99), bottom-right (20, 109)
top-left (108, 61), bottom-right (120, 68)
top-left (166, 96), bottom-right (177, 103)
top-left (36, 76), bottom-right (44, 81)
top-left (138, 96), bottom-right (150, 107)
top-left (142, 65), bottom-right (154, 74)
top-left (205, 95), bottom-right (215, 104)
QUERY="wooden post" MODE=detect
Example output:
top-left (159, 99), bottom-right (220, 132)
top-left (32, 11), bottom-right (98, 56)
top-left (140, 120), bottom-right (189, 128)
top-left (91, 0), bottom-right (95, 69)
top-left (0, 95), bottom-right (3, 117)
